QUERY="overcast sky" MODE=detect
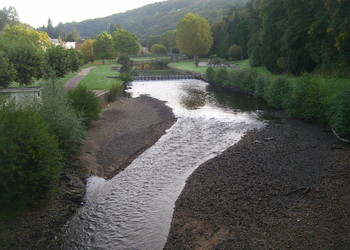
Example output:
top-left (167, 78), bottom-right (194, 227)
top-left (1, 0), bottom-right (166, 28)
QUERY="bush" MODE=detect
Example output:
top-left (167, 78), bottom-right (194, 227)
top-left (150, 44), bottom-right (168, 54)
top-left (67, 85), bottom-right (101, 127)
top-left (331, 86), bottom-right (350, 139)
top-left (41, 79), bottom-right (86, 159)
top-left (254, 75), bottom-right (270, 98)
top-left (206, 67), bottom-right (216, 83)
top-left (107, 83), bottom-right (123, 102)
top-left (286, 74), bottom-right (325, 122)
top-left (0, 100), bottom-right (62, 206)
top-left (228, 44), bottom-right (243, 60)
top-left (265, 77), bottom-right (292, 109)
top-left (119, 72), bottom-right (132, 84)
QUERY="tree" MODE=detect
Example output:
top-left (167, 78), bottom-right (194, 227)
top-left (0, 7), bottom-right (20, 31)
top-left (1, 25), bottom-right (51, 49)
top-left (117, 54), bottom-right (131, 72)
top-left (46, 18), bottom-right (57, 38)
top-left (112, 29), bottom-right (141, 55)
top-left (228, 44), bottom-right (243, 60)
top-left (0, 51), bottom-right (16, 87)
top-left (93, 32), bottom-right (114, 64)
top-left (109, 23), bottom-right (121, 34)
top-left (44, 46), bottom-right (82, 78)
top-left (176, 13), bottom-right (213, 63)
top-left (80, 39), bottom-right (96, 63)
top-left (0, 38), bottom-right (44, 85)
top-left (66, 27), bottom-right (80, 42)
top-left (151, 44), bottom-right (168, 54)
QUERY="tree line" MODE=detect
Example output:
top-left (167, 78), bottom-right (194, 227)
top-left (209, 0), bottom-right (350, 77)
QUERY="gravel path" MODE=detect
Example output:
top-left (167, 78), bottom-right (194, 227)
top-left (165, 112), bottom-right (350, 249)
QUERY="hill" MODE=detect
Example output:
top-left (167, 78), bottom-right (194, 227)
top-left (59, 0), bottom-right (248, 40)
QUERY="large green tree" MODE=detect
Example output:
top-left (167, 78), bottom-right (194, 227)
top-left (112, 29), bottom-right (141, 55)
top-left (176, 13), bottom-right (213, 62)
top-left (93, 32), bottom-right (114, 64)
top-left (0, 51), bottom-right (16, 87)
top-left (0, 7), bottom-right (19, 31)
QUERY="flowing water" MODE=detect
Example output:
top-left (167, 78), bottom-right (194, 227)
top-left (64, 79), bottom-right (266, 249)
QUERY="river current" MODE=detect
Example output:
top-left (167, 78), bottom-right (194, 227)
top-left (64, 79), bottom-right (264, 249)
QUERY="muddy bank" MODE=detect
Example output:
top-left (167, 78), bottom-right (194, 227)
top-left (0, 96), bottom-right (176, 249)
top-left (165, 112), bottom-right (350, 249)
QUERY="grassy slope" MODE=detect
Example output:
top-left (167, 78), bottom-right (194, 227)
top-left (168, 60), bottom-right (209, 74)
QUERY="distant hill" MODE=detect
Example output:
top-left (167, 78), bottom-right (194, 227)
top-left (59, 0), bottom-right (248, 40)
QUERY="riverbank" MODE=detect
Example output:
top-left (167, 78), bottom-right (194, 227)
top-left (165, 111), bottom-right (350, 249)
top-left (0, 95), bottom-right (176, 249)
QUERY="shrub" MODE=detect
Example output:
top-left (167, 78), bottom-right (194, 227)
top-left (41, 79), bottom-right (86, 159)
top-left (254, 75), bottom-right (270, 98)
top-left (286, 74), bottom-right (325, 122)
top-left (107, 83), bottom-right (123, 102)
top-left (206, 67), bottom-right (216, 83)
top-left (150, 44), bottom-right (168, 54)
top-left (228, 44), bottom-right (243, 60)
top-left (119, 72), bottom-right (132, 84)
top-left (67, 85), bottom-right (101, 127)
top-left (265, 76), bottom-right (292, 109)
top-left (0, 100), bottom-right (62, 206)
top-left (331, 86), bottom-right (350, 139)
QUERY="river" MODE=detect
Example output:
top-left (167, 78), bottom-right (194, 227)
top-left (64, 79), bottom-right (266, 249)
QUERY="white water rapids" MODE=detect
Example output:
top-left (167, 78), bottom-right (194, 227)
top-left (64, 80), bottom-right (264, 249)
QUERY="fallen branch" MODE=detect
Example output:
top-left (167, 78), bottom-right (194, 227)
top-left (332, 129), bottom-right (350, 143)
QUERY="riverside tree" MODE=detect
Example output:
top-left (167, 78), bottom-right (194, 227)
top-left (112, 29), bottom-right (141, 55)
top-left (176, 13), bottom-right (213, 64)
top-left (93, 32), bottom-right (114, 64)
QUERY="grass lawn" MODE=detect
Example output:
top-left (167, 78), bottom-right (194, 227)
top-left (131, 56), bottom-right (170, 62)
top-left (168, 61), bottom-right (209, 74)
top-left (78, 63), bottom-right (123, 91)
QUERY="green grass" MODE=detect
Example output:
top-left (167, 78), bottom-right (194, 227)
top-left (130, 56), bottom-right (171, 63)
top-left (168, 61), bottom-right (209, 74)
top-left (78, 64), bottom-right (123, 91)
top-left (230, 59), bottom-right (251, 70)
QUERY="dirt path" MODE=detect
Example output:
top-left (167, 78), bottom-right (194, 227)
top-left (63, 67), bottom-right (95, 90)
top-left (165, 112), bottom-right (350, 249)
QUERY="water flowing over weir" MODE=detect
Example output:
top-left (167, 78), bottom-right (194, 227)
top-left (64, 80), bottom-right (264, 249)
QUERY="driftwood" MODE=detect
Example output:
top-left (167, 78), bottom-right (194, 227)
top-left (332, 129), bottom-right (350, 143)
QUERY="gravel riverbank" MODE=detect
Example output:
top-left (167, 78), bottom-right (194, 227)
top-left (165, 112), bottom-right (350, 249)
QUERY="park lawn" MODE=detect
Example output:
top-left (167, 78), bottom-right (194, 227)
top-left (78, 63), bottom-right (122, 91)
top-left (130, 56), bottom-right (170, 63)
top-left (168, 61), bottom-right (208, 74)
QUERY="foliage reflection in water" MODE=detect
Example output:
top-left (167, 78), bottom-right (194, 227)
top-left (64, 80), bottom-right (265, 249)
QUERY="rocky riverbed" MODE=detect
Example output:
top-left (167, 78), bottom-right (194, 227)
top-left (165, 112), bottom-right (350, 249)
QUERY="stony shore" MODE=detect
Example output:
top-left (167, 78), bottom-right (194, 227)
top-left (165, 112), bottom-right (350, 249)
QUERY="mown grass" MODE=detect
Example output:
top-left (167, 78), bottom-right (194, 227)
top-left (78, 63), bottom-right (123, 91)
top-left (168, 60), bottom-right (209, 74)
top-left (131, 56), bottom-right (170, 62)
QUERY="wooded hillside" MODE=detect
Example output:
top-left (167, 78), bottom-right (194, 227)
top-left (58, 0), bottom-right (248, 39)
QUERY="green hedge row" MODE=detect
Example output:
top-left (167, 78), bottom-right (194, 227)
top-left (206, 67), bottom-right (350, 139)
top-left (0, 81), bottom-right (101, 207)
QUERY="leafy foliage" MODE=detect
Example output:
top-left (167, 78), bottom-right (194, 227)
top-left (93, 32), bottom-right (114, 64)
top-left (112, 29), bottom-right (141, 55)
top-left (0, 100), bottom-right (62, 206)
top-left (80, 39), bottom-right (96, 63)
top-left (67, 85), bottom-right (101, 127)
top-left (176, 13), bottom-right (213, 60)
top-left (0, 51), bottom-right (16, 87)
top-left (151, 44), bottom-right (168, 54)
top-left (41, 79), bottom-right (86, 159)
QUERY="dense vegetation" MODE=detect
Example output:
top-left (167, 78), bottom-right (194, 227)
top-left (54, 0), bottom-right (248, 40)
top-left (206, 66), bottom-right (350, 139)
top-left (209, 0), bottom-right (350, 77)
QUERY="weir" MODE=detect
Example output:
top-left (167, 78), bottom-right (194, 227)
top-left (131, 74), bottom-right (197, 81)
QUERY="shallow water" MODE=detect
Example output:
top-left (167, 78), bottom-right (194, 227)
top-left (64, 80), bottom-right (264, 249)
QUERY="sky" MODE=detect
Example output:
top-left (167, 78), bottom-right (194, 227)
top-left (1, 0), bottom-right (166, 28)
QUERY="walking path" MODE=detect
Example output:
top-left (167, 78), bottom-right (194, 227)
top-left (63, 67), bottom-right (95, 90)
